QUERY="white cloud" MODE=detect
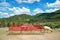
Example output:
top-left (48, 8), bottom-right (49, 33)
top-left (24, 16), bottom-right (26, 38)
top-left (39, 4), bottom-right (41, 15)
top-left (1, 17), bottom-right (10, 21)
top-left (0, 12), bottom-right (2, 13)
top-left (47, 0), bottom-right (60, 9)
top-left (45, 8), bottom-right (59, 13)
top-left (0, 1), bottom-right (11, 12)
top-left (33, 8), bottom-right (44, 15)
top-left (9, 7), bottom-right (31, 15)
top-left (10, 14), bottom-right (15, 16)
top-left (0, 12), bottom-right (15, 18)
top-left (0, 1), bottom-right (10, 7)
top-left (1, 12), bottom-right (10, 18)
top-left (16, 0), bottom-right (40, 3)
top-left (3, 13), bottom-right (8, 15)
top-left (22, 7), bottom-right (30, 14)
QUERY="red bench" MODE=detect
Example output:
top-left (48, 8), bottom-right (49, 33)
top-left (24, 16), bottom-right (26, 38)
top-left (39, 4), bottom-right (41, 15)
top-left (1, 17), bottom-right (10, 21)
top-left (9, 24), bottom-right (43, 31)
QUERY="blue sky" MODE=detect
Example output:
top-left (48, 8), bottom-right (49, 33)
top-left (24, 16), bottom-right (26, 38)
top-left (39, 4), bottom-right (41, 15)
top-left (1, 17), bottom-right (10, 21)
top-left (0, 0), bottom-right (60, 18)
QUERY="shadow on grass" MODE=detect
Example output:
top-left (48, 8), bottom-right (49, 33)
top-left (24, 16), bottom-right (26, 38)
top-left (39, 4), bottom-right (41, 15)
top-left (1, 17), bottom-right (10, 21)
top-left (7, 32), bottom-right (45, 35)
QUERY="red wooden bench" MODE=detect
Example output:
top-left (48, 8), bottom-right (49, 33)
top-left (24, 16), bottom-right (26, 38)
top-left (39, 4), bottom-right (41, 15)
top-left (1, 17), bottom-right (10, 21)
top-left (9, 24), bottom-right (43, 34)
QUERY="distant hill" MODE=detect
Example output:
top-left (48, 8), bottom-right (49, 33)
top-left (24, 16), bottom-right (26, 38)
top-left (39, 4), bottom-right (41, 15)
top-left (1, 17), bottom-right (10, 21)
top-left (33, 10), bottom-right (60, 22)
top-left (34, 10), bottom-right (60, 19)
top-left (0, 10), bottom-right (60, 27)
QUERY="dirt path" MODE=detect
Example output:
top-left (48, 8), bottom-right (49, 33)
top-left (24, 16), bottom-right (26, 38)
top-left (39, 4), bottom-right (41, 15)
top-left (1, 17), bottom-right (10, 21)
top-left (0, 28), bottom-right (60, 40)
top-left (0, 32), bottom-right (60, 40)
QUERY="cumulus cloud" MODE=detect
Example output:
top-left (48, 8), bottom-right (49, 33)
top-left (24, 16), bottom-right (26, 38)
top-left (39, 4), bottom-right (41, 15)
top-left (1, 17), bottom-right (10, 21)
top-left (0, 0), bottom-right (11, 12)
top-left (0, 7), bottom-right (31, 18)
top-left (9, 7), bottom-right (44, 16)
top-left (33, 8), bottom-right (44, 15)
top-left (16, 0), bottom-right (40, 3)
top-left (0, 1), bottom-right (10, 7)
top-left (10, 14), bottom-right (15, 16)
top-left (47, 0), bottom-right (60, 9)
top-left (45, 8), bottom-right (59, 13)
top-left (9, 7), bottom-right (31, 15)
top-left (0, 12), bottom-right (15, 18)
top-left (0, 8), bottom-right (14, 18)
top-left (1, 12), bottom-right (10, 18)
top-left (0, 12), bottom-right (2, 13)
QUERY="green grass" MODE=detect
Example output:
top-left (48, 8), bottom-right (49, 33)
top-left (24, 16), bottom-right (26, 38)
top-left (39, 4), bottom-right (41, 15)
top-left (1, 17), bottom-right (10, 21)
top-left (0, 28), bottom-right (8, 35)
top-left (53, 28), bottom-right (60, 32)
top-left (0, 27), bottom-right (60, 35)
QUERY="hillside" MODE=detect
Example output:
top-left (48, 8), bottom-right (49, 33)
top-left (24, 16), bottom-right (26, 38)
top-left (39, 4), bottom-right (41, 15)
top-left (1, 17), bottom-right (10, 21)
top-left (33, 10), bottom-right (60, 22)
top-left (0, 10), bottom-right (60, 27)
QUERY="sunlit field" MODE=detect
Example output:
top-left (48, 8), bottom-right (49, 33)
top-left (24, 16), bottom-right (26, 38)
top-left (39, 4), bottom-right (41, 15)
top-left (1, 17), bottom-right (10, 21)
top-left (0, 27), bottom-right (60, 40)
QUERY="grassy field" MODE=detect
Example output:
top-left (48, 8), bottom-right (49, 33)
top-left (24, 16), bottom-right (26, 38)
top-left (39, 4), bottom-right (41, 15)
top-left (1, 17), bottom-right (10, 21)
top-left (0, 27), bottom-right (60, 40)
